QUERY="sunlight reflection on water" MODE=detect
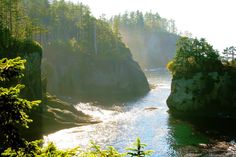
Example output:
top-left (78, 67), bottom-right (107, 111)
top-left (44, 69), bottom-right (177, 156)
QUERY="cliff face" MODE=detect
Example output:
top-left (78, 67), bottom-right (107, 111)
top-left (20, 41), bottom-right (43, 100)
top-left (44, 52), bottom-right (150, 100)
top-left (166, 37), bottom-right (236, 117)
top-left (79, 56), bottom-right (149, 98)
top-left (167, 70), bottom-right (236, 117)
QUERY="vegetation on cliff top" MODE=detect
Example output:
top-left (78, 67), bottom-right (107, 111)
top-left (167, 37), bottom-right (224, 78)
top-left (0, 0), bottom-right (133, 59)
top-left (21, 0), bottom-right (131, 57)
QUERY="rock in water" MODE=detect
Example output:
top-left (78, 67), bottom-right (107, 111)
top-left (167, 70), bottom-right (236, 117)
top-left (144, 107), bottom-right (158, 111)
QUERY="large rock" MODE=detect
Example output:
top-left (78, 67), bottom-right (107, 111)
top-left (167, 70), bottom-right (236, 117)
top-left (23, 94), bottom-right (100, 140)
top-left (44, 52), bottom-right (150, 100)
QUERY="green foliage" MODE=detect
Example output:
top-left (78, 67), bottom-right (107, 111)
top-left (222, 46), bottom-right (236, 63)
top-left (2, 140), bottom-right (79, 157)
top-left (126, 138), bottom-right (153, 157)
top-left (0, 57), bottom-right (41, 150)
top-left (0, 84), bottom-right (40, 128)
top-left (0, 20), bottom-right (12, 50)
top-left (19, 0), bottom-right (131, 57)
top-left (1, 0), bottom-right (132, 73)
top-left (0, 0), bottom-right (36, 40)
top-left (2, 138), bottom-right (154, 157)
top-left (0, 22), bottom-right (42, 58)
top-left (168, 37), bottom-right (223, 77)
top-left (79, 141), bottom-right (125, 157)
top-left (110, 11), bottom-right (177, 33)
top-left (0, 57), bottom-right (25, 81)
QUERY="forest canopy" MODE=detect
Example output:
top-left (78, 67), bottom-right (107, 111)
top-left (0, 0), bottom-right (131, 57)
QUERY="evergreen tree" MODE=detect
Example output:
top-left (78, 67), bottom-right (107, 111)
top-left (223, 46), bottom-right (236, 61)
top-left (0, 57), bottom-right (40, 151)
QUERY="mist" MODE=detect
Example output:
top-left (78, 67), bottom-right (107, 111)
top-left (110, 11), bottom-right (179, 69)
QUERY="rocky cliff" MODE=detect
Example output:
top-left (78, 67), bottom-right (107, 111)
top-left (43, 43), bottom-right (150, 101)
top-left (167, 69), bottom-right (236, 117)
top-left (166, 37), bottom-right (236, 117)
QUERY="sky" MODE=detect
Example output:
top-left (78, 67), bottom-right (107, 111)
top-left (67, 0), bottom-right (236, 51)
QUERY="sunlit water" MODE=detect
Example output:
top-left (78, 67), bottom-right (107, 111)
top-left (44, 69), bottom-right (221, 156)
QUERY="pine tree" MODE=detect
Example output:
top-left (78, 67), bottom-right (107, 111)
top-left (0, 57), bottom-right (40, 151)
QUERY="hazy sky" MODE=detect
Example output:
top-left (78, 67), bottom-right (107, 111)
top-left (67, 0), bottom-right (236, 51)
